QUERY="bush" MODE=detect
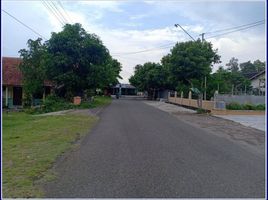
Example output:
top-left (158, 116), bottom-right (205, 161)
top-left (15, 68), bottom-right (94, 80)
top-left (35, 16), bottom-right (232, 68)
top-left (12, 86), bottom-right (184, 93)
top-left (243, 103), bottom-right (254, 110)
top-left (41, 95), bottom-right (74, 113)
top-left (226, 102), bottom-right (242, 110)
top-left (255, 104), bottom-right (265, 110)
top-left (24, 95), bottom-right (112, 114)
top-left (196, 108), bottom-right (207, 114)
top-left (226, 102), bottom-right (265, 110)
top-left (25, 95), bottom-right (74, 114)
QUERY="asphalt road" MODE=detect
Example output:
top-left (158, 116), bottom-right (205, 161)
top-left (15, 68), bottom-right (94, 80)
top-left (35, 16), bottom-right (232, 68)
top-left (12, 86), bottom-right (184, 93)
top-left (44, 99), bottom-right (265, 198)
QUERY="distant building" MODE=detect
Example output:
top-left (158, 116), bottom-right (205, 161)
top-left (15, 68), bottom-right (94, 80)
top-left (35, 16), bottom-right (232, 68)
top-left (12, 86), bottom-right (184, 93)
top-left (2, 57), bottom-right (52, 108)
top-left (249, 70), bottom-right (265, 95)
top-left (110, 84), bottom-right (137, 95)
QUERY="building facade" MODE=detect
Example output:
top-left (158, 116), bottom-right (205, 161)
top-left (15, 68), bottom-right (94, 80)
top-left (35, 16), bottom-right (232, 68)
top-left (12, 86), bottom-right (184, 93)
top-left (2, 57), bottom-right (52, 108)
top-left (250, 70), bottom-right (265, 95)
top-left (110, 84), bottom-right (137, 95)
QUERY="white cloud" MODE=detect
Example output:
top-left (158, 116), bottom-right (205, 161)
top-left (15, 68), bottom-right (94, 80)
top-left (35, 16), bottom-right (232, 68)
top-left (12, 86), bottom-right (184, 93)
top-left (208, 33), bottom-right (266, 72)
top-left (130, 14), bottom-right (148, 20)
top-left (87, 26), bottom-right (185, 83)
top-left (2, 1), bottom-right (265, 84)
top-left (78, 1), bottom-right (123, 13)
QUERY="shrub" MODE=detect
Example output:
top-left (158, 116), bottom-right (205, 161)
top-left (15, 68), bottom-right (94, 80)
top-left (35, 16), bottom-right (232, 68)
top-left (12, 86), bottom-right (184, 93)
top-left (255, 104), bottom-right (265, 110)
top-left (243, 103), bottom-right (254, 110)
top-left (25, 95), bottom-right (74, 114)
top-left (41, 95), bottom-right (74, 113)
top-left (196, 108), bottom-right (207, 114)
top-left (226, 102), bottom-right (265, 110)
top-left (226, 102), bottom-right (242, 110)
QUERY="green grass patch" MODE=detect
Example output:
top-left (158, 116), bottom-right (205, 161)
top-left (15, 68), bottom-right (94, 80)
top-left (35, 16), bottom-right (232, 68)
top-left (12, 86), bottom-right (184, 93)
top-left (77, 96), bottom-right (112, 109)
top-left (196, 108), bottom-right (208, 114)
top-left (2, 111), bottom-right (98, 198)
top-left (226, 102), bottom-right (265, 110)
top-left (26, 95), bottom-right (112, 114)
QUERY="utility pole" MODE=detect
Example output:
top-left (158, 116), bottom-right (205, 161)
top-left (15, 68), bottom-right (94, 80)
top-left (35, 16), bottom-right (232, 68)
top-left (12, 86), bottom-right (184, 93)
top-left (174, 24), bottom-right (195, 41)
top-left (119, 83), bottom-right (122, 97)
top-left (204, 76), bottom-right (207, 100)
top-left (200, 33), bottom-right (205, 42)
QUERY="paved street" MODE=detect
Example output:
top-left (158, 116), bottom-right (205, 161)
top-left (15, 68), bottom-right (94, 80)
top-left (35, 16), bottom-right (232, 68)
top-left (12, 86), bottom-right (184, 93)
top-left (44, 99), bottom-right (265, 198)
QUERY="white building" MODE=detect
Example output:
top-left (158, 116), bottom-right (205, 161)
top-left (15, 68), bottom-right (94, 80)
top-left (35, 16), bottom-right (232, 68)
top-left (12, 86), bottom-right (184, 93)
top-left (249, 70), bottom-right (265, 95)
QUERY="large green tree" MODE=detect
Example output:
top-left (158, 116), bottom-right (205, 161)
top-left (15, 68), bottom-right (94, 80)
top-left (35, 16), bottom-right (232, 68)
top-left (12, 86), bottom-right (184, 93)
top-left (19, 38), bottom-right (47, 105)
top-left (129, 62), bottom-right (168, 99)
top-left (45, 23), bottom-right (121, 99)
top-left (207, 65), bottom-right (252, 97)
top-left (240, 61), bottom-right (257, 76)
top-left (253, 59), bottom-right (265, 72)
top-left (161, 39), bottom-right (221, 91)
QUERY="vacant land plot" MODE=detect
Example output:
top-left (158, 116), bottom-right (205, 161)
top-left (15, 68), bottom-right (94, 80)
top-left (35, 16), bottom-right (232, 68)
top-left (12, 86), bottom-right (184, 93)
top-left (2, 111), bottom-right (98, 198)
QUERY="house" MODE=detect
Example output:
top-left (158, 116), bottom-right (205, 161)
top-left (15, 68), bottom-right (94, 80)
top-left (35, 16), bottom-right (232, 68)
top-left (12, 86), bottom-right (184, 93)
top-left (249, 70), bottom-right (265, 95)
top-left (2, 57), bottom-right (52, 108)
top-left (110, 84), bottom-right (137, 95)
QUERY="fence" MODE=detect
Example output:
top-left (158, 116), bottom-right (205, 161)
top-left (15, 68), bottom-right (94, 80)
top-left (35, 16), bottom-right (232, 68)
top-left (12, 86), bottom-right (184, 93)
top-left (168, 91), bottom-right (217, 111)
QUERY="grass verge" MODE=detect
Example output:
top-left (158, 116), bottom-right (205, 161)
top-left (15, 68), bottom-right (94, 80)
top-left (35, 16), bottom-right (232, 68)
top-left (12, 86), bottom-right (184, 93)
top-left (26, 96), bottom-right (112, 114)
top-left (2, 111), bottom-right (98, 198)
top-left (226, 102), bottom-right (265, 110)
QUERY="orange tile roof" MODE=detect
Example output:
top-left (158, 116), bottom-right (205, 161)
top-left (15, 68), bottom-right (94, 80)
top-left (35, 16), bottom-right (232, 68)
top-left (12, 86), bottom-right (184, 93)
top-left (2, 57), bottom-right (23, 86)
top-left (2, 57), bottom-right (53, 87)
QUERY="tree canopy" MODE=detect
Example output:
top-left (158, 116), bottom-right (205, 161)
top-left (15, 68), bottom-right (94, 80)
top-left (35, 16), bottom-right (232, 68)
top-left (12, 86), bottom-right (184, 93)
top-left (129, 40), bottom-right (265, 99)
top-left (226, 57), bottom-right (239, 73)
top-left (45, 23), bottom-right (121, 98)
top-left (19, 38), bottom-right (47, 103)
top-left (129, 62), bottom-right (168, 99)
top-left (19, 23), bottom-right (121, 101)
top-left (161, 39), bottom-right (221, 89)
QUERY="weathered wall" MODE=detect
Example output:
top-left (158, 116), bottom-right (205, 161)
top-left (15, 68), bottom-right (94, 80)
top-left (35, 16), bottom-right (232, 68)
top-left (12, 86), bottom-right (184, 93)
top-left (214, 94), bottom-right (265, 105)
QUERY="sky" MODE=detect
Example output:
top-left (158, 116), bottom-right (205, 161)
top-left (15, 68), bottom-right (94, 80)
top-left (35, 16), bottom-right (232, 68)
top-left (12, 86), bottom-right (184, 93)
top-left (2, 0), bottom-right (266, 83)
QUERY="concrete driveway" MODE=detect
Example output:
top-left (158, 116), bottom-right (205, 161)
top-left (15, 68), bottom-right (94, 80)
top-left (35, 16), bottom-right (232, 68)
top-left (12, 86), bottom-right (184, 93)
top-left (214, 115), bottom-right (265, 131)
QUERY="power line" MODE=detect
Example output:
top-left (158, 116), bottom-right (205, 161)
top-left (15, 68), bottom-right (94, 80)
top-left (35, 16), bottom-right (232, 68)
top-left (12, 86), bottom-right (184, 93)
top-left (193, 19), bottom-right (265, 38)
top-left (112, 42), bottom-right (176, 56)
top-left (115, 55), bottom-right (150, 63)
top-left (113, 20), bottom-right (264, 56)
top-left (42, 1), bottom-right (65, 26)
top-left (205, 20), bottom-right (265, 35)
top-left (50, 1), bottom-right (69, 24)
top-left (46, 1), bottom-right (67, 24)
top-left (1, 9), bottom-right (48, 40)
top-left (57, 0), bottom-right (73, 23)
top-left (206, 22), bottom-right (265, 39)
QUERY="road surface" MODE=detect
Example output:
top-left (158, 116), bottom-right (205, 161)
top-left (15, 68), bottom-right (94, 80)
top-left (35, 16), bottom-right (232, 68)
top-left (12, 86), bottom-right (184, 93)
top-left (44, 99), bottom-right (265, 198)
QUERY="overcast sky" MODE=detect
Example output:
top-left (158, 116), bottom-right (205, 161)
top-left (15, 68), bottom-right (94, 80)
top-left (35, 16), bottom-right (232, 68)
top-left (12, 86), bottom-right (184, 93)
top-left (2, 0), bottom-right (266, 83)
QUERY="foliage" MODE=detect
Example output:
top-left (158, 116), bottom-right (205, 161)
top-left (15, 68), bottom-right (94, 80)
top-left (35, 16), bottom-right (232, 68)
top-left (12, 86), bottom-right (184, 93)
top-left (255, 104), bottom-right (266, 110)
top-left (25, 95), bottom-right (111, 114)
top-left (240, 61), bottom-right (257, 76)
top-left (45, 23), bottom-right (121, 98)
top-left (129, 62), bottom-right (168, 98)
top-left (75, 96), bottom-right (112, 109)
top-left (19, 38), bottom-right (47, 104)
top-left (206, 65), bottom-right (252, 98)
top-left (2, 112), bottom-right (97, 197)
top-left (130, 40), bottom-right (221, 99)
top-left (226, 57), bottom-right (239, 73)
top-left (161, 39), bottom-right (220, 88)
top-left (253, 60), bottom-right (266, 72)
top-left (226, 102), bottom-right (265, 110)
top-left (19, 23), bottom-right (121, 101)
top-left (196, 108), bottom-right (207, 114)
